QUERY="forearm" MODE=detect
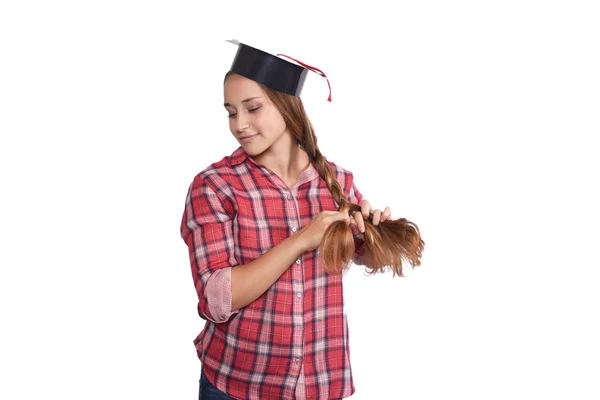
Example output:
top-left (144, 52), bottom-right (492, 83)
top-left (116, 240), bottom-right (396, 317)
top-left (231, 235), bottom-right (306, 311)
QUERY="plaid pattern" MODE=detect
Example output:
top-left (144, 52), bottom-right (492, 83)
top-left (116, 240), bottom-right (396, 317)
top-left (181, 146), bottom-right (365, 399)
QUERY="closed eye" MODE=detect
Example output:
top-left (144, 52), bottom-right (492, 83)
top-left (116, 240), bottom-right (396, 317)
top-left (227, 106), bottom-right (261, 119)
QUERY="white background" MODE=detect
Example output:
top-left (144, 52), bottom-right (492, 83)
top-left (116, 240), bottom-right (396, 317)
top-left (1, 1), bottom-right (599, 399)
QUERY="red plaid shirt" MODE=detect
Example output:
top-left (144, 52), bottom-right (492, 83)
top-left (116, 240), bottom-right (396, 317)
top-left (180, 145), bottom-right (366, 400)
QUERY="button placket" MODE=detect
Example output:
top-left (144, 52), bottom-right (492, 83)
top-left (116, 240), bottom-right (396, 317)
top-left (286, 184), bottom-right (305, 373)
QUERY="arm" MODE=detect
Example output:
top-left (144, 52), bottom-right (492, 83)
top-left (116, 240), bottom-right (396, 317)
top-left (180, 174), bottom-right (307, 323)
top-left (230, 235), bottom-right (305, 311)
top-left (202, 234), bottom-right (306, 317)
top-left (180, 174), bottom-right (241, 323)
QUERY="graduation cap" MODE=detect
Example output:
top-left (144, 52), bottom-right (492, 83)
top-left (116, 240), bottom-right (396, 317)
top-left (226, 39), bottom-right (332, 102)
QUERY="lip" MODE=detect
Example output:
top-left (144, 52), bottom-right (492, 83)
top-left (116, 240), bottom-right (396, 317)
top-left (240, 134), bottom-right (258, 142)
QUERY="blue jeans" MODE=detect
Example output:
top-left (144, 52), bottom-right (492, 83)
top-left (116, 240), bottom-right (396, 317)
top-left (199, 368), bottom-right (236, 400)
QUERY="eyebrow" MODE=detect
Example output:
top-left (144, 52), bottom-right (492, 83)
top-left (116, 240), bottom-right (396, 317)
top-left (224, 96), bottom-right (262, 108)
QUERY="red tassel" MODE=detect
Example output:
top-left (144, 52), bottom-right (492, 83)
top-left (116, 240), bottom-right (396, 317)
top-left (276, 53), bottom-right (332, 102)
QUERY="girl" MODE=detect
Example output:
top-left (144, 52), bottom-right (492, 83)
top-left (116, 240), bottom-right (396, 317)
top-left (181, 41), bottom-right (405, 400)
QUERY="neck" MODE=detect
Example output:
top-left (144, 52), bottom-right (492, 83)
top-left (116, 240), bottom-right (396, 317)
top-left (252, 132), bottom-right (311, 183)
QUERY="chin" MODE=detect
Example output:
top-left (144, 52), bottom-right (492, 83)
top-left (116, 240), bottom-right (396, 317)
top-left (242, 136), bottom-right (269, 149)
top-left (243, 142), bottom-right (268, 156)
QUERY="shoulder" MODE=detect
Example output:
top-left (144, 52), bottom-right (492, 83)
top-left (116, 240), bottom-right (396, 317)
top-left (324, 157), bottom-right (356, 188)
top-left (187, 153), bottom-right (238, 201)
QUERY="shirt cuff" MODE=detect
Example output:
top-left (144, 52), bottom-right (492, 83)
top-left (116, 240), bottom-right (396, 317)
top-left (206, 267), bottom-right (240, 323)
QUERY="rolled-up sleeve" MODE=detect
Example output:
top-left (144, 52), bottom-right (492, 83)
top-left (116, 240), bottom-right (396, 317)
top-left (345, 172), bottom-right (366, 263)
top-left (180, 174), bottom-right (240, 323)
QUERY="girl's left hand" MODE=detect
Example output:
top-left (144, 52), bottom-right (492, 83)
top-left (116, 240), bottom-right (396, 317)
top-left (349, 199), bottom-right (392, 233)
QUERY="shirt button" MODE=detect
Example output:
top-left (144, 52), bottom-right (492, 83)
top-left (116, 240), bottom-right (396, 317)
top-left (295, 258), bottom-right (301, 264)
top-left (287, 194), bottom-right (292, 200)
top-left (295, 358), bottom-right (301, 363)
top-left (291, 226), bottom-right (297, 232)
top-left (296, 292), bottom-right (302, 298)
top-left (298, 325), bottom-right (303, 330)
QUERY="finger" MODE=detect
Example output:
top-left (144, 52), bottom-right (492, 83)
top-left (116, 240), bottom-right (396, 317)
top-left (361, 199), bottom-right (371, 220)
top-left (333, 211), bottom-right (350, 223)
top-left (372, 209), bottom-right (381, 225)
top-left (353, 210), bottom-right (365, 232)
top-left (380, 206), bottom-right (392, 222)
top-left (349, 213), bottom-right (358, 227)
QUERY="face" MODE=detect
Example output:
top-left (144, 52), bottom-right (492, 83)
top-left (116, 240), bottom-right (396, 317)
top-left (224, 74), bottom-right (287, 153)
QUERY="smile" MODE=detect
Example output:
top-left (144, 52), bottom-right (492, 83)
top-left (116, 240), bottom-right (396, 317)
top-left (240, 134), bottom-right (258, 142)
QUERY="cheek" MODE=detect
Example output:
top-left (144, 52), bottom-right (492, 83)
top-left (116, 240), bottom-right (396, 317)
top-left (252, 109), bottom-right (286, 136)
top-left (276, 114), bottom-right (286, 132)
top-left (263, 112), bottom-right (286, 135)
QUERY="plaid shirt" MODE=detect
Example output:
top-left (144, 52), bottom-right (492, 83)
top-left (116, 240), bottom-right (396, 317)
top-left (180, 145), bottom-right (365, 400)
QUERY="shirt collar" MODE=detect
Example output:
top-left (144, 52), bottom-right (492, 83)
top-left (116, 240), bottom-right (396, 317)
top-left (230, 146), bottom-right (248, 166)
top-left (229, 145), bottom-right (319, 185)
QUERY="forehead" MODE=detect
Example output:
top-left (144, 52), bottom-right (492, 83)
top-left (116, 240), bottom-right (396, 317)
top-left (224, 74), bottom-right (264, 103)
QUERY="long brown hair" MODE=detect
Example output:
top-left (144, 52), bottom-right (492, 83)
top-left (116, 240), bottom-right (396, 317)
top-left (225, 72), bottom-right (424, 277)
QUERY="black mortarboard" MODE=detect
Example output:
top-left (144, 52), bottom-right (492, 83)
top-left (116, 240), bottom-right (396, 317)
top-left (226, 39), bottom-right (331, 101)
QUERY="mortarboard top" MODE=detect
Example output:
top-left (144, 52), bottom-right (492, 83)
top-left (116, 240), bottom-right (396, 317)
top-left (226, 39), bottom-right (332, 102)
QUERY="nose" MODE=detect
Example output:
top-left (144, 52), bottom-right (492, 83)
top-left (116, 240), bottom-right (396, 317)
top-left (234, 114), bottom-right (249, 134)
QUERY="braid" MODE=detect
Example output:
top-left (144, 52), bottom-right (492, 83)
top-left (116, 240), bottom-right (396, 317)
top-left (305, 127), bottom-right (424, 277)
top-left (247, 77), bottom-right (424, 276)
top-left (311, 148), bottom-right (350, 212)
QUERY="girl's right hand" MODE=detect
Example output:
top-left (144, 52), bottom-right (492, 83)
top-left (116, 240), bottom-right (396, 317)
top-left (295, 210), bottom-right (350, 252)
